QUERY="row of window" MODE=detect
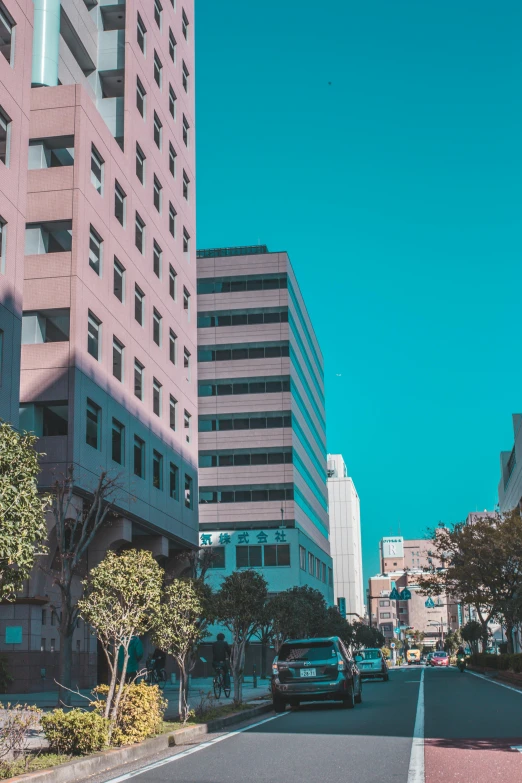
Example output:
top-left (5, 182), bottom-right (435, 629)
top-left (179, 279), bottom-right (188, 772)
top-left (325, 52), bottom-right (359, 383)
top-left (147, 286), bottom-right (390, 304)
top-left (197, 275), bottom-right (288, 295)
top-left (84, 398), bottom-right (193, 504)
top-left (198, 413), bottom-right (291, 432)
top-left (87, 313), bottom-right (192, 439)
top-left (199, 486), bottom-right (294, 504)
top-left (207, 544), bottom-right (291, 570)
top-left (198, 343), bottom-right (290, 363)
top-left (199, 449), bottom-right (293, 468)
top-left (197, 309), bottom-right (289, 328)
top-left (137, 4), bottom-right (190, 57)
top-left (198, 377), bottom-right (290, 397)
top-left (136, 76), bottom-right (191, 150)
top-left (299, 545), bottom-right (333, 586)
top-left (0, 1), bottom-right (14, 67)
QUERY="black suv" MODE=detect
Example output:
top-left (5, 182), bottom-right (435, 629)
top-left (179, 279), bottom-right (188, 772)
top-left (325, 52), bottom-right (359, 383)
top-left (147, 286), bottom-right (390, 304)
top-left (271, 637), bottom-right (362, 712)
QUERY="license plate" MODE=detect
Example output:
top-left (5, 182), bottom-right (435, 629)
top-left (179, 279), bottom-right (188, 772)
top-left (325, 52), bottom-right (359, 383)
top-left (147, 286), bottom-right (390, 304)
top-left (301, 668), bottom-right (316, 677)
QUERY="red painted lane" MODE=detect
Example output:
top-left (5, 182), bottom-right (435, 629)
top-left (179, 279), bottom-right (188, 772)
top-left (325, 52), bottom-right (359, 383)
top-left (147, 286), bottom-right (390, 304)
top-left (425, 738), bottom-right (522, 783)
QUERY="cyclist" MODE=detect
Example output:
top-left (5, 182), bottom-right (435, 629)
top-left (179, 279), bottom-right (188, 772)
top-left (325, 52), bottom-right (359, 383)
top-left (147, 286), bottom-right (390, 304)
top-left (152, 647), bottom-right (166, 673)
top-left (456, 645), bottom-right (466, 672)
top-left (212, 633), bottom-right (231, 689)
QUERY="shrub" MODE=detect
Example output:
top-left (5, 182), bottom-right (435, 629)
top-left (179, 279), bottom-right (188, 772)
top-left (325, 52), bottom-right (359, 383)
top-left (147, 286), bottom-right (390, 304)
top-left (0, 704), bottom-right (41, 762)
top-left (41, 710), bottom-right (109, 755)
top-left (92, 682), bottom-right (166, 746)
top-left (510, 654), bottom-right (522, 673)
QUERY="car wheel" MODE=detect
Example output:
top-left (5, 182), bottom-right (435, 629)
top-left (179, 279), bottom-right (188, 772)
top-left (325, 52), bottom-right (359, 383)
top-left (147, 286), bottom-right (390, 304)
top-left (273, 696), bottom-right (286, 713)
top-left (355, 681), bottom-right (362, 704)
top-left (289, 699), bottom-right (300, 708)
top-left (341, 684), bottom-right (355, 709)
top-left (383, 672), bottom-right (389, 681)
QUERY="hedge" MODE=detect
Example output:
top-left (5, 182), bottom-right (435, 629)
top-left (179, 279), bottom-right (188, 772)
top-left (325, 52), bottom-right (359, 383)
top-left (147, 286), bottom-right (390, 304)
top-left (471, 653), bottom-right (522, 673)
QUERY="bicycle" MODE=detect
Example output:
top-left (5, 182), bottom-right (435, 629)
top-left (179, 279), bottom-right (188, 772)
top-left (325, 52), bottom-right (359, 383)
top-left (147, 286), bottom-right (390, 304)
top-left (213, 664), bottom-right (231, 699)
top-left (145, 656), bottom-right (167, 689)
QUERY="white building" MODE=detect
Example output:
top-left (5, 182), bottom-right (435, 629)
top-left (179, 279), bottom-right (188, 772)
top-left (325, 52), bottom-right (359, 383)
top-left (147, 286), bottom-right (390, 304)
top-left (498, 414), bottom-right (522, 513)
top-left (327, 454), bottom-right (365, 619)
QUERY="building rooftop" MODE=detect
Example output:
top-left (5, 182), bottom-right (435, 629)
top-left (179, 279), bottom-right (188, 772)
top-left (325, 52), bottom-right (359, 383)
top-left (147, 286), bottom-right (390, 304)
top-left (196, 245), bottom-right (269, 259)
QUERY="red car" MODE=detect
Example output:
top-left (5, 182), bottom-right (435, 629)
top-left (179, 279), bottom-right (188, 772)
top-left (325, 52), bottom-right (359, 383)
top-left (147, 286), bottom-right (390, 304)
top-left (431, 651), bottom-right (450, 667)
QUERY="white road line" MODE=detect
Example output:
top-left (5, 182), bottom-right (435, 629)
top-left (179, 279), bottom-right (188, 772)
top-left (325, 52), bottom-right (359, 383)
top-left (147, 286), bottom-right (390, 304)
top-left (407, 667), bottom-right (425, 783)
top-left (511, 746), bottom-right (522, 752)
top-left (467, 669), bottom-right (522, 696)
top-left (102, 712), bottom-right (290, 782)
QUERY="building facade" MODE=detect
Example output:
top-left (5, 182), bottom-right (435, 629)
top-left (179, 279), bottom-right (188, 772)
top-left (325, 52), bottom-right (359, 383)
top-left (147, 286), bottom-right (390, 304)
top-left (196, 245), bottom-right (333, 603)
top-left (498, 413), bottom-right (522, 513)
top-left (327, 453), bottom-right (364, 618)
top-left (0, 0), bottom-right (198, 691)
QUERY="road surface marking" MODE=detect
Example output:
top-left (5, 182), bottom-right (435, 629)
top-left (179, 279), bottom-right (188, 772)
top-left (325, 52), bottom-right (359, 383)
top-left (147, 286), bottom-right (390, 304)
top-left (467, 670), bottom-right (522, 696)
top-left (102, 712), bottom-right (290, 782)
top-left (511, 746), bottom-right (522, 752)
top-left (407, 667), bottom-right (425, 783)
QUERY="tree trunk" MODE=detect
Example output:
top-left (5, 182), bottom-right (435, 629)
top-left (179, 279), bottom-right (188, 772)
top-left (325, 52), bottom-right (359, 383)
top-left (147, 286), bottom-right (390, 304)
top-left (505, 622), bottom-right (515, 655)
top-left (261, 644), bottom-right (267, 679)
top-left (231, 640), bottom-right (245, 704)
top-left (178, 665), bottom-right (189, 722)
top-left (57, 595), bottom-right (76, 706)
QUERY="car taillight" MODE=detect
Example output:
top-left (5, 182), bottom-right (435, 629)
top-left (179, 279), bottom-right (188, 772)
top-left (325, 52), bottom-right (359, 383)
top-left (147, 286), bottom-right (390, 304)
top-left (272, 663), bottom-right (279, 676)
top-left (338, 658), bottom-right (345, 671)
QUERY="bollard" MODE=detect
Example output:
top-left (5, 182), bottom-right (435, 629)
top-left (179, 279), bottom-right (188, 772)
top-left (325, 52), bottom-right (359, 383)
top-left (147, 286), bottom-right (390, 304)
top-left (253, 664), bottom-right (257, 688)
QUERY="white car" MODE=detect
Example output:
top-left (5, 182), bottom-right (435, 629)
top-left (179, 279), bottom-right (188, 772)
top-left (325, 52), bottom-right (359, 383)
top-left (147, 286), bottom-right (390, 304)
top-left (354, 648), bottom-right (389, 681)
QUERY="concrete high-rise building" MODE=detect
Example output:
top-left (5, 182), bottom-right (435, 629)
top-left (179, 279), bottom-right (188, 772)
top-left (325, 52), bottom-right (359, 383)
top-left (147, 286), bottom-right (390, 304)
top-left (196, 245), bottom-right (333, 603)
top-left (498, 414), bottom-right (522, 512)
top-left (0, 0), bottom-right (198, 690)
top-left (327, 453), bottom-right (364, 619)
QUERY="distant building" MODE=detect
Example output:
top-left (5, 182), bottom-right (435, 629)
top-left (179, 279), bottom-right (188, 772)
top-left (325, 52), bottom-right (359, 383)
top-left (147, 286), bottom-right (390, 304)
top-left (498, 414), bottom-right (522, 512)
top-left (327, 453), bottom-right (364, 619)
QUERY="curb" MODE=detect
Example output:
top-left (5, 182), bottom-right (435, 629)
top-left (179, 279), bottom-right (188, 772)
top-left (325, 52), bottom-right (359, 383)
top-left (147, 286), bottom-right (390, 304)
top-left (4, 702), bottom-right (273, 783)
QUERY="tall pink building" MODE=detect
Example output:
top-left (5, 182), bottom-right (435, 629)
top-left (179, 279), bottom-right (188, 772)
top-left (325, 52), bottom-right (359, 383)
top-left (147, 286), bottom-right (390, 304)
top-left (0, 0), bottom-right (197, 690)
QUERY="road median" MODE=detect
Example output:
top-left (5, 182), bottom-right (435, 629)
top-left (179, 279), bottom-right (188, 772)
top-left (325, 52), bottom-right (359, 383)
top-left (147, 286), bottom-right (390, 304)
top-left (2, 702), bottom-right (273, 783)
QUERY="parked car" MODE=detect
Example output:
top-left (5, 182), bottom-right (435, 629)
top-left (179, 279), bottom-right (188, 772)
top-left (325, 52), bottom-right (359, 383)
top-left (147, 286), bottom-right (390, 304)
top-left (354, 648), bottom-right (389, 681)
top-left (431, 651), bottom-right (450, 667)
top-left (271, 637), bottom-right (363, 712)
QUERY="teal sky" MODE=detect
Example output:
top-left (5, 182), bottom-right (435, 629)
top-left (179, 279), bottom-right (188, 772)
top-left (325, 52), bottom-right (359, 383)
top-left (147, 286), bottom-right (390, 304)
top-left (195, 1), bottom-right (522, 583)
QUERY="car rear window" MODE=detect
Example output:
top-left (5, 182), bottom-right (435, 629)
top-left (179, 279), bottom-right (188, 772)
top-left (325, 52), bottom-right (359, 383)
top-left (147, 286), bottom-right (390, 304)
top-left (278, 642), bottom-right (336, 662)
top-left (359, 650), bottom-right (381, 660)
top-left (434, 652), bottom-right (447, 657)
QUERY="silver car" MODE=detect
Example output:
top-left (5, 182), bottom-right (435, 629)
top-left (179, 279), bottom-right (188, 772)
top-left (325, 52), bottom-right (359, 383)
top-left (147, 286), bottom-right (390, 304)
top-left (354, 648), bottom-right (389, 681)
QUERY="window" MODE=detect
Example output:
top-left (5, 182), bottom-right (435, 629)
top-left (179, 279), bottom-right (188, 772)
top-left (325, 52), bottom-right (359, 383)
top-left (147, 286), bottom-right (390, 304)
top-left (86, 399), bottom-right (101, 449)
top-left (184, 474), bottom-right (193, 509)
top-left (182, 61), bottom-right (189, 92)
top-left (198, 413), bottom-right (291, 432)
top-left (0, 106), bottom-right (11, 166)
top-left (153, 51), bottom-right (162, 88)
top-left (169, 30), bottom-right (176, 61)
top-left (198, 377), bottom-right (291, 397)
top-left (264, 545), bottom-right (290, 567)
top-left (87, 312), bottom-right (101, 360)
top-left (169, 264), bottom-right (177, 299)
top-left (381, 612), bottom-right (391, 619)
top-left (208, 547), bottom-right (225, 569)
top-left (308, 552), bottom-right (314, 575)
top-left (198, 343), bottom-right (290, 363)
top-left (22, 309), bottom-right (70, 343)
top-left (199, 450), bottom-right (292, 467)
top-left (137, 13), bottom-right (146, 52)
top-left (114, 181), bottom-right (126, 226)
top-left (183, 170), bottom-right (189, 200)
top-left (183, 227), bottom-right (190, 255)
top-left (0, 2), bottom-right (15, 66)
top-left (89, 226), bottom-right (102, 275)
top-left (134, 285), bottom-right (144, 325)
top-left (182, 115), bottom-right (189, 146)
top-left (19, 401), bottom-right (68, 436)
top-left (154, 0), bottom-right (162, 28)
top-left (184, 409), bottom-right (191, 442)
top-left (113, 257), bottom-right (125, 302)
top-left (322, 562), bottom-right (327, 583)
top-left (169, 395), bottom-right (177, 430)
top-left (134, 359), bottom-right (144, 400)
top-left (136, 144), bottom-right (145, 183)
top-left (183, 287), bottom-right (190, 316)
top-left (153, 113), bottom-right (162, 148)
top-left (182, 8), bottom-right (188, 39)
top-left (197, 310), bottom-right (289, 328)
top-left (379, 600), bottom-right (390, 607)
top-left (135, 213), bottom-right (145, 253)
top-left (169, 463), bottom-right (179, 500)
top-left (136, 78), bottom-right (146, 117)
top-left (168, 203), bottom-right (177, 238)
top-left (152, 308), bottom-right (162, 346)
top-left (153, 176), bottom-right (162, 212)
top-left (169, 329), bottom-right (177, 364)
top-left (236, 546), bottom-right (261, 568)
top-left (152, 241), bottom-right (162, 278)
top-left (90, 145), bottom-right (104, 194)
top-left (134, 435), bottom-right (145, 478)
top-left (169, 85), bottom-right (176, 118)
top-left (112, 418), bottom-right (124, 464)
top-left (168, 142), bottom-right (176, 177)
top-left (328, 568), bottom-right (333, 587)
top-left (197, 275), bottom-right (288, 294)
top-left (299, 546), bottom-right (306, 570)
top-left (41, 609), bottom-right (46, 626)
top-left (152, 450), bottom-right (163, 489)
top-left (0, 217), bottom-right (5, 273)
top-left (184, 347), bottom-right (191, 380)
top-left (50, 639), bottom-right (55, 652)
top-left (112, 337), bottom-right (124, 381)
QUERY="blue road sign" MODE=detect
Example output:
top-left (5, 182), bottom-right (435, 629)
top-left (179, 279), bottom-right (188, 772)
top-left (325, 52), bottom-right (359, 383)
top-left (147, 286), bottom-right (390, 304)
top-left (425, 597), bottom-right (435, 608)
top-left (389, 587), bottom-right (401, 600)
top-left (400, 588), bottom-right (412, 600)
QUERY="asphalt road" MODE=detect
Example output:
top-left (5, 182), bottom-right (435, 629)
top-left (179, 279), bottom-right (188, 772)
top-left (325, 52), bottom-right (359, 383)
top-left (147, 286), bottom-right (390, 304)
top-left (96, 667), bottom-right (522, 783)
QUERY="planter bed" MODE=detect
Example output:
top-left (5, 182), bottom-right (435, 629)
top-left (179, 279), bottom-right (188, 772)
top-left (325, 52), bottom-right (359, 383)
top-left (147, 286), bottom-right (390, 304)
top-left (467, 664), bottom-right (522, 688)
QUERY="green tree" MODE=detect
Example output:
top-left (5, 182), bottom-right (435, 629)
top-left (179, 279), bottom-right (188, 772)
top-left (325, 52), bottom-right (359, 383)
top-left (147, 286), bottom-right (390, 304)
top-left (321, 606), bottom-right (355, 647)
top-left (443, 629), bottom-right (462, 654)
top-left (45, 467), bottom-right (120, 705)
top-left (461, 620), bottom-right (483, 655)
top-left (0, 422), bottom-right (49, 600)
top-left (153, 579), bottom-right (203, 722)
top-left (268, 586), bottom-right (329, 651)
top-left (354, 623), bottom-right (385, 649)
top-left (214, 570), bottom-right (268, 703)
top-left (78, 549), bottom-right (163, 735)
